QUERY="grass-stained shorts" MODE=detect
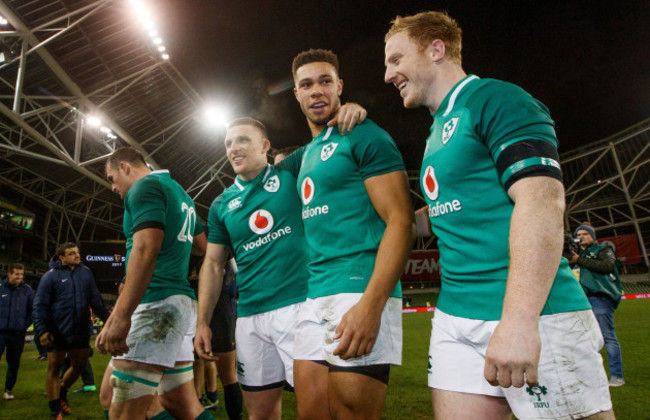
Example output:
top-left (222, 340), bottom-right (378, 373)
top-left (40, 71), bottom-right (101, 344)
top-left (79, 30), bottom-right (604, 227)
top-left (114, 294), bottom-right (196, 368)
top-left (428, 308), bottom-right (612, 420)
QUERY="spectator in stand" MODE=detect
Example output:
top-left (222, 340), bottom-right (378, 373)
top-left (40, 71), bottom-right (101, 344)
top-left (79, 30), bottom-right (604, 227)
top-left (570, 223), bottom-right (625, 387)
top-left (33, 242), bottom-right (110, 420)
top-left (0, 263), bottom-right (34, 400)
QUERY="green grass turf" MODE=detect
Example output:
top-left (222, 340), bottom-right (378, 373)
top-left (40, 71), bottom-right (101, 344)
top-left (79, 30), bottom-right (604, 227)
top-left (1, 298), bottom-right (648, 419)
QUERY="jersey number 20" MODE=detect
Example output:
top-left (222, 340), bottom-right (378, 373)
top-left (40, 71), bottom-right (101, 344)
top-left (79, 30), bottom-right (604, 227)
top-left (177, 202), bottom-right (196, 243)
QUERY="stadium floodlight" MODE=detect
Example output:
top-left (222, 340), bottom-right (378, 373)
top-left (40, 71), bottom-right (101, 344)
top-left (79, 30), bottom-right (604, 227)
top-left (153, 37), bottom-right (163, 45)
top-left (0, 16), bottom-right (8, 25)
top-left (161, 53), bottom-right (170, 60)
top-left (158, 46), bottom-right (166, 52)
top-left (100, 126), bottom-right (111, 133)
top-left (86, 116), bottom-right (102, 127)
top-left (203, 104), bottom-right (230, 131)
top-left (149, 29), bottom-right (158, 37)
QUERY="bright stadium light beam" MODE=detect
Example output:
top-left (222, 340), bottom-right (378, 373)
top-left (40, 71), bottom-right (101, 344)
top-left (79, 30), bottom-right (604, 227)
top-left (203, 104), bottom-right (230, 131)
top-left (161, 53), bottom-right (170, 60)
top-left (86, 116), bottom-right (102, 127)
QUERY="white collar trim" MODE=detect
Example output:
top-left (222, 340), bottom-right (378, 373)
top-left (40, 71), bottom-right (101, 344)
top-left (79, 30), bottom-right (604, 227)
top-left (442, 75), bottom-right (479, 117)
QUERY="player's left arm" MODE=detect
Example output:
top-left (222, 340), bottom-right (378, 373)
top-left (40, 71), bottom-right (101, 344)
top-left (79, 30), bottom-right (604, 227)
top-left (484, 175), bottom-right (565, 388)
top-left (333, 170), bottom-right (415, 359)
top-left (96, 227), bottom-right (163, 356)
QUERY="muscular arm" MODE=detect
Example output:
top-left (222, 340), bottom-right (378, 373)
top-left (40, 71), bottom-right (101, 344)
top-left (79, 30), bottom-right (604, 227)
top-left (415, 205), bottom-right (433, 237)
top-left (484, 176), bottom-right (565, 388)
top-left (194, 242), bottom-right (228, 360)
top-left (114, 228), bottom-right (163, 318)
top-left (96, 228), bottom-right (163, 355)
top-left (334, 170), bottom-right (416, 359)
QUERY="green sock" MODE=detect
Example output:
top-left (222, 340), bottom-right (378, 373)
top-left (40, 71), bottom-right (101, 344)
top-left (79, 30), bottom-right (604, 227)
top-left (149, 411), bottom-right (174, 420)
top-left (103, 409), bottom-right (109, 420)
top-left (195, 408), bottom-right (215, 420)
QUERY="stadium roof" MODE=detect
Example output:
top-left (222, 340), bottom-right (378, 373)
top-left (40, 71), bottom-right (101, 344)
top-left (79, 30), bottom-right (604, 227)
top-left (0, 0), bottom-right (233, 249)
top-left (0, 1), bottom-right (648, 267)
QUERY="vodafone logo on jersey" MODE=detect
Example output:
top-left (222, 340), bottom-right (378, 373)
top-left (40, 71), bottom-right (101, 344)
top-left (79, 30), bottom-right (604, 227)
top-left (422, 166), bottom-right (439, 201)
top-left (301, 177), bottom-right (315, 205)
top-left (248, 209), bottom-right (274, 235)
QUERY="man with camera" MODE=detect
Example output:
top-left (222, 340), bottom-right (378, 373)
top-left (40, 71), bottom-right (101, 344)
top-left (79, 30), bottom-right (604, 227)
top-left (569, 223), bottom-right (625, 387)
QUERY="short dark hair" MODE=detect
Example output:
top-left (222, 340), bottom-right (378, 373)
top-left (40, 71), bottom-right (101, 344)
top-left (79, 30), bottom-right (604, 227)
top-left (9, 263), bottom-right (24, 274)
top-left (292, 49), bottom-right (339, 78)
top-left (227, 117), bottom-right (268, 138)
top-left (106, 147), bottom-right (147, 172)
top-left (56, 242), bottom-right (78, 257)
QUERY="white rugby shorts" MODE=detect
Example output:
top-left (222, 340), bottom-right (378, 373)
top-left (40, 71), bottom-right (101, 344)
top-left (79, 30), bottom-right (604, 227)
top-left (294, 293), bottom-right (402, 367)
top-left (113, 294), bottom-right (196, 368)
top-left (428, 309), bottom-right (612, 419)
top-left (235, 302), bottom-right (301, 388)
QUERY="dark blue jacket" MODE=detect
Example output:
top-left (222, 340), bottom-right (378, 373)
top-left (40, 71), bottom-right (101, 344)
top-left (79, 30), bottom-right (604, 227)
top-left (0, 276), bottom-right (34, 332)
top-left (32, 256), bottom-right (110, 344)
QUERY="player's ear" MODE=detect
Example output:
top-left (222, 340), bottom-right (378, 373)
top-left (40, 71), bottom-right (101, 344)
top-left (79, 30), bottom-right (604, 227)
top-left (429, 39), bottom-right (446, 63)
top-left (120, 161), bottom-right (130, 175)
top-left (261, 138), bottom-right (271, 154)
top-left (337, 78), bottom-right (343, 96)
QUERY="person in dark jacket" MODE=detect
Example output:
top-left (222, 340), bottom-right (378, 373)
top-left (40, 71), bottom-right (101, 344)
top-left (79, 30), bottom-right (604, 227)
top-left (569, 223), bottom-right (625, 387)
top-left (33, 242), bottom-right (110, 420)
top-left (0, 263), bottom-right (34, 400)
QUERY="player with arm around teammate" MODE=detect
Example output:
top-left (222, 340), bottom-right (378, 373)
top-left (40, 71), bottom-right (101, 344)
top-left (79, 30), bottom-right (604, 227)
top-left (280, 48), bottom-right (415, 419)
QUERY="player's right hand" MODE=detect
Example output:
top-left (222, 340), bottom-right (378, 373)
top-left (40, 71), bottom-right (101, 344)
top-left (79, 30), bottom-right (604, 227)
top-left (95, 313), bottom-right (130, 357)
top-left (39, 332), bottom-right (53, 347)
top-left (194, 323), bottom-right (219, 361)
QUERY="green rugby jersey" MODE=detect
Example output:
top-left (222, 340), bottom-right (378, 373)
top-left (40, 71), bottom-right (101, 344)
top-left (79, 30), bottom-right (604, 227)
top-left (422, 75), bottom-right (590, 320)
top-left (280, 119), bottom-right (405, 299)
top-left (123, 170), bottom-right (203, 304)
top-left (207, 164), bottom-right (308, 317)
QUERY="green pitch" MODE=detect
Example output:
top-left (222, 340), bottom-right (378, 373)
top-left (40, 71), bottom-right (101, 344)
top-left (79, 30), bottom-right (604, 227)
top-left (1, 299), bottom-right (647, 419)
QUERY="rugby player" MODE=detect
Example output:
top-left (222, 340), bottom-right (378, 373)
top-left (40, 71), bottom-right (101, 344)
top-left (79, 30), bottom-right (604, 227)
top-left (383, 11), bottom-right (613, 420)
top-left (195, 105), bottom-right (365, 420)
top-left (97, 147), bottom-right (212, 420)
top-left (279, 49), bottom-right (415, 419)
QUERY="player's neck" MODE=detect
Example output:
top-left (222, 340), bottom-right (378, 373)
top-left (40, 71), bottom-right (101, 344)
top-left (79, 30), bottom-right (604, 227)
top-left (427, 66), bottom-right (467, 114)
top-left (307, 119), bottom-right (326, 138)
top-left (238, 164), bottom-right (266, 182)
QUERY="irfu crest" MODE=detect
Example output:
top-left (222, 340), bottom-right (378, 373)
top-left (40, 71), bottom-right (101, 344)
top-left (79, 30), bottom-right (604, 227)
top-left (321, 142), bottom-right (339, 161)
top-left (263, 175), bottom-right (280, 192)
top-left (442, 117), bottom-right (459, 144)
